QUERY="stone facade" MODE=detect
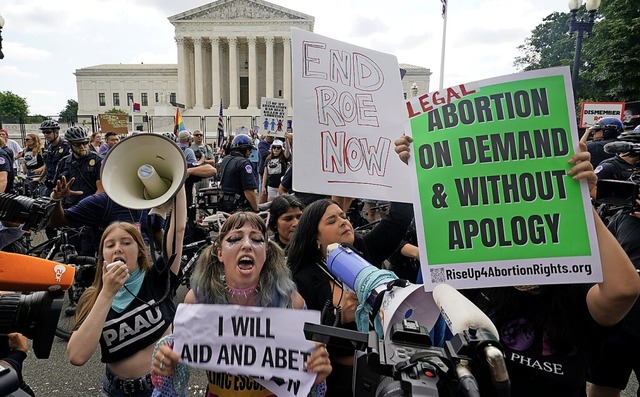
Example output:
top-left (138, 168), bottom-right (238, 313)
top-left (75, 0), bottom-right (431, 132)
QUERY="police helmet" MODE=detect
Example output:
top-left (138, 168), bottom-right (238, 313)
top-left (64, 126), bottom-right (90, 143)
top-left (231, 134), bottom-right (255, 151)
top-left (161, 132), bottom-right (179, 143)
top-left (39, 119), bottom-right (60, 131)
top-left (618, 129), bottom-right (640, 144)
top-left (593, 117), bottom-right (624, 140)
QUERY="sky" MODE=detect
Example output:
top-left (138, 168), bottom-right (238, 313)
top-left (0, 0), bottom-right (569, 116)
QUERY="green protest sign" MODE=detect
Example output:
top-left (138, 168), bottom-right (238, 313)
top-left (407, 67), bottom-right (601, 290)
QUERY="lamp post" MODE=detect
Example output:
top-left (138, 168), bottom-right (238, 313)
top-left (0, 14), bottom-right (5, 60)
top-left (568, 0), bottom-right (601, 96)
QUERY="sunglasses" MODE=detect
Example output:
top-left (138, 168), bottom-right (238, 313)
top-left (25, 138), bottom-right (34, 142)
top-left (42, 130), bottom-right (55, 135)
top-left (71, 141), bottom-right (89, 147)
top-left (194, 134), bottom-right (203, 137)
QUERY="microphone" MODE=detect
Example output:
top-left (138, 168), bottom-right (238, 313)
top-left (0, 251), bottom-right (75, 291)
top-left (433, 283), bottom-right (510, 396)
top-left (432, 283), bottom-right (498, 338)
top-left (604, 141), bottom-right (639, 154)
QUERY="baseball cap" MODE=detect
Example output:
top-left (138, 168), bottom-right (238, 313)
top-left (178, 131), bottom-right (192, 140)
top-left (271, 140), bottom-right (284, 148)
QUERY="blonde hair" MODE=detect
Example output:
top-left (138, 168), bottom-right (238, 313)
top-left (25, 133), bottom-right (43, 156)
top-left (74, 222), bottom-right (151, 329)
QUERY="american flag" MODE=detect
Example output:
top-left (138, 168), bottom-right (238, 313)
top-left (217, 99), bottom-right (225, 149)
top-left (441, 0), bottom-right (447, 18)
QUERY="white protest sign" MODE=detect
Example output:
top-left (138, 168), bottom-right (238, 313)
top-left (291, 28), bottom-right (411, 202)
top-left (173, 304), bottom-right (321, 397)
top-left (260, 98), bottom-right (288, 137)
top-left (579, 101), bottom-right (625, 128)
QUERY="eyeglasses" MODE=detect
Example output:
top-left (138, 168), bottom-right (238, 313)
top-left (193, 134), bottom-right (203, 137)
top-left (42, 130), bottom-right (55, 135)
top-left (272, 147), bottom-right (282, 150)
top-left (71, 142), bottom-right (89, 147)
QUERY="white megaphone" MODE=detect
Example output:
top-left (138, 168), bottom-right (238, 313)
top-left (100, 133), bottom-right (188, 210)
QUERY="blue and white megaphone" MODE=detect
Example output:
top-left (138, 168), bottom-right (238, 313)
top-left (325, 243), bottom-right (440, 340)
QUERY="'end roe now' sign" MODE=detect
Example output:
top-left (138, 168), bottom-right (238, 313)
top-left (291, 28), bottom-right (411, 203)
top-left (406, 67), bottom-right (601, 290)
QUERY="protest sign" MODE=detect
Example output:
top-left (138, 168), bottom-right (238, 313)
top-left (260, 97), bottom-right (287, 137)
top-left (579, 101), bottom-right (625, 128)
top-left (406, 67), bottom-right (601, 290)
top-left (98, 114), bottom-right (128, 135)
top-left (173, 304), bottom-right (320, 397)
top-left (291, 28), bottom-right (411, 202)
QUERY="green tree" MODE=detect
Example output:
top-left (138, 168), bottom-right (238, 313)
top-left (0, 91), bottom-right (29, 122)
top-left (514, 0), bottom-right (640, 103)
top-left (59, 99), bottom-right (78, 123)
top-left (105, 108), bottom-right (127, 114)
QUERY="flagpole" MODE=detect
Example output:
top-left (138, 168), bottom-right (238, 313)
top-left (439, 0), bottom-right (448, 90)
top-left (130, 100), bottom-right (134, 133)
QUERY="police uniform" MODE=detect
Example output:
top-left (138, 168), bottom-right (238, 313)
top-left (218, 151), bottom-right (258, 212)
top-left (54, 151), bottom-right (103, 208)
top-left (594, 155), bottom-right (637, 181)
top-left (42, 140), bottom-right (70, 190)
top-left (0, 147), bottom-right (14, 193)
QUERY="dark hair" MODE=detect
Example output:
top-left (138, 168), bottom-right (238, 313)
top-left (105, 131), bottom-right (118, 139)
top-left (286, 198), bottom-right (337, 275)
top-left (268, 194), bottom-right (304, 232)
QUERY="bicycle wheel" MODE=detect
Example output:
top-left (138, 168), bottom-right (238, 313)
top-left (55, 256), bottom-right (97, 341)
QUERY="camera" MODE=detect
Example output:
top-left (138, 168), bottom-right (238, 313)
top-left (596, 179), bottom-right (640, 211)
top-left (304, 318), bottom-right (508, 397)
top-left (0, 193), bottom-right (56, 232)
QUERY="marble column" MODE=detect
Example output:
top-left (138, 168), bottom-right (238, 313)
top-left (228, 36), bottom-right (239, 110)
top-left (283, 37), bottom-right (292, 109)
top-left (193, 37), bottom-right (204, 109)
top-left (210, 36), bottom-right (221, 107)
top-left (248, 36), bottom-right (258, 110)
top-left (176, 37), bottom-right (187, 107)
top-left (265, 35), bottom-right (275, 98)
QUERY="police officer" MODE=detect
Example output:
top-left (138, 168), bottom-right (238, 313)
top-left (0, 134), bottom-right (15, 193)
top-left (53, 126), bottom-right (103, 208)
top-left (594, 128), bottom-right (640, 182)
top-left (581, 117), bottom-right (624, 168)
top-left (39, 119), bottom-right (70, 196)
top-left (218, 134), bottom-right (259, 212)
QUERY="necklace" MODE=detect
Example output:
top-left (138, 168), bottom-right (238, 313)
top-left (225, 283), bottom-right (259, 298)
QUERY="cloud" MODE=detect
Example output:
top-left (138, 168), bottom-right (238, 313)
top-left (0, 65), bottom-right (38, 79)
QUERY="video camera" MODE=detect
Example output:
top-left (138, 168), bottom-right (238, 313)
top-left (0, 250), bottom-right (75, 396)
top-left (303, 243), bottom-right (510, 397)
top-left (0, 193), bottom-right (56, 232)
top-left (594, 140), bottom-right (640, 211)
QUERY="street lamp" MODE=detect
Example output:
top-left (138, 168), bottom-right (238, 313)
top-left (0, 14), bottom-right (5, 60)
top-left (568, 0), bottom-right (601, 96)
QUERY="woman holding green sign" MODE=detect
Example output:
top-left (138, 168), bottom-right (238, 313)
top-left (394, 136), bottom-right (640, 397)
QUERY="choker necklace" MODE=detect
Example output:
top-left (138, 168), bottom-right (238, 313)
top-left (225, 283), bottom-right (259, 298)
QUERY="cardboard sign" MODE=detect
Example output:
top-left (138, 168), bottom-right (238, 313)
top-left (579, 102), bottom-right (625, 128)
top-left (98, 114), bottom-right (129, 135)
top-left (406, 67), bottom-right (601, 290)
top-left (260, 98), bottom-right (287, 137)
top-left (291, 28), bottom-right (410, 202)
top-left (173, 304), bottom-right (321, 397)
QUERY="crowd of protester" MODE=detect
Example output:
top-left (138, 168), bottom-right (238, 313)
top-left (1, 117), bottom-right (640, 397)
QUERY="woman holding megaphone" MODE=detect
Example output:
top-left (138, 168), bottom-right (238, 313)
top-left (66, 184), bottom-right (186, 397)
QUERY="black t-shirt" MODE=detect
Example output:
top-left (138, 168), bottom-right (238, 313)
top-left (22, 149), bottom-right (44, 175)
top-left (606, 210), bottom-right (640, 337)
top-left (469, 285), bottom-right (598, 397)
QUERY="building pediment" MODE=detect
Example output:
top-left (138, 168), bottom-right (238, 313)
top-left (169, 0), bottom-right (313, 22)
